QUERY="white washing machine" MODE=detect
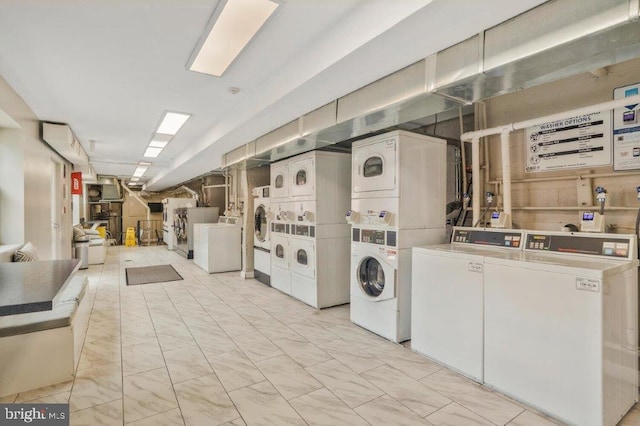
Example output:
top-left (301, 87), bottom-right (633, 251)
top-left (484, 231), bottom-right (638, 426)
top-left (193, 223), bottom-right (242, 273)
top-left (351, 226), bottom-right (444, 342)
top-left (411, 227), bottom-right (525, 382)
top-left (253, 186), bottom-right (271, 285)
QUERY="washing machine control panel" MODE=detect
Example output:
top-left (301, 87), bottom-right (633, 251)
top-left (524, 232), bottom-right (636, 259)
top-left (352, 228), bottom-right (397, 247)
top-left (291, 224), bottom-right (315, 237)
top-left (272, 223), bottom-right (289, 235)
top-left (451, 227), bottom-right (523, 249)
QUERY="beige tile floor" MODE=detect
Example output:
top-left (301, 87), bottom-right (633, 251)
top-left (4, 245), bottom-right (639, 425)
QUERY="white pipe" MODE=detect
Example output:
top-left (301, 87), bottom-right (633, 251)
top-left (482, 101), bottom-right (490, 185)
top-left (458, 106), bottom-right (468, 198)
top-left (180, 185), bottom-right (199, 204)
top-left (203, 184), bottom-right (227, 189)
top-left (121, 180), bottom-right (150, 221)
top-left (489, 171), bottom-right (640, 185)
top-left (500, 131), bottom-right (513, 228)
top-left (461, 94), bottom-right (640, 141)
top-left (472, 137), bottom-right (481, 226)
top-left (513, 206), bottom-right (637, 211)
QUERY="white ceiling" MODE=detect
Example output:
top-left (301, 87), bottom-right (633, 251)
top-left (0, 0), bottom-right (547, 191)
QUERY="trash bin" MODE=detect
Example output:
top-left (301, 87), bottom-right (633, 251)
top-left (74, 240), bottom-right (89, 270)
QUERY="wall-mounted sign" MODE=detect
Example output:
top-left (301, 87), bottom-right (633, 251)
top-left (525, 112), bottom-right (611, 173)
top-left (71, 172), bottom-right (83, 195)
top-left (613, 83), bottom-right (640, 170)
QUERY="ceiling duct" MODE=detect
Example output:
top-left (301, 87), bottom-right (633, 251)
top-left (223, 0), bottom-right (640, 170)
top-left (96, 175), bottom-right (123, 201)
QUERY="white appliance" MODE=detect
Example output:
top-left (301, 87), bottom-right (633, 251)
top-left (271, 230), bottom-right (291, 295)
top-left (484, 231), bottom-right (638, 426)
top-left (349, 130), bottom-right (447, 342)
top-left (270, 151), bottom-right (351, 308)
top-left (174, 207), bottom-right (219, 259)
top-left (193, 223), bottom-right (241, 273)
top-left (253, 186), bottom-right (271, 285)
top-left (270, 159), bottom-right (290, 200)
top-left (162, 197), bottom-right (195, 250)
top-left (411, 227), bottom-right (525, 382)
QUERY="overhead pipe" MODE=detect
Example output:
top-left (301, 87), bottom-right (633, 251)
top-left (471, 136), bottom-right (481, 227)
top-left (179, 185), bottom-right (199, 205)
top-left (500, 130), bottom-right (513, 228)
top-left (461, 93), bottom-right (640, 227)
top-left (458, 106), bottom-right (467, 199)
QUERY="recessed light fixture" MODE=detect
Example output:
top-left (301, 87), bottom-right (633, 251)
top-left (157, 112), bottom-right (191, 136)
top-left (188, 0), bottom-right (280, 77)
top-left (133, 166), bottom-right (147, 177)
top-left (130, 177), bottom-right (140, 182)
top-left (143, 147), bottom-right (163, 158)
top-left (149, 140), bottom-right (169, 148)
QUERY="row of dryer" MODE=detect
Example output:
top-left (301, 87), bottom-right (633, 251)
top-left (262, 150), bottom-right (352, 308)
top-left (412, 227), bottom-right (638, 426)
top-left (252, 130), bottom-right (449, 341)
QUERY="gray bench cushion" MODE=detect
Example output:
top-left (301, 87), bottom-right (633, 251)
top-left (58, 276), bottom-right (88, 304)
top-left (0, 275), bottom-right (89, 338)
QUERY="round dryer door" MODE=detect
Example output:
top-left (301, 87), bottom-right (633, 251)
top-left (254, 205), bottom-right (267, 242)
top-left (358, 256), bottom-right (385, 297)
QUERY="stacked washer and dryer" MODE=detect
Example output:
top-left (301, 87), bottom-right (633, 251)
top-left (253, 186), bottom-right (271, 285)
top-left (348, 130), bottom-right (447, 343)
top-left (269, 150), bottom-right (351, 308)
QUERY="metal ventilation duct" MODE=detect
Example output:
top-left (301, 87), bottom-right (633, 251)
top-left (223, 0), bottom-right (640, 169)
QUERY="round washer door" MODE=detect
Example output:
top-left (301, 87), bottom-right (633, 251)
top-left (254, 205), bottom-right (267, 242)
top-left (358, 256), bottom-right (386, 298)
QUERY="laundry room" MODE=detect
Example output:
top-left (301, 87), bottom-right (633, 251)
top-left (2, 1), bottom-right (640, 425)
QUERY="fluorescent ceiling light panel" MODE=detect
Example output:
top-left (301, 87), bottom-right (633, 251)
top-left (138, 161), bottom-right (152, 166)
top-left (130, 177), bottom-right (140, 182)
top-left (149, 140), bottom-right (169, 148)
top-left (157, 112), bottom-right (191, 135)
top-left (189, 0), bottom-right (279, 77)
top-left (143, 147), bottom-right (163, 158)
top-left (133, 167), bottom-right (147, 177)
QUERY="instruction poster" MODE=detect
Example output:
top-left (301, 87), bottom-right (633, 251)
top-left (613, 83), bottom-right (640, 170)
top-left (524, 112), bottom-right (611, 173)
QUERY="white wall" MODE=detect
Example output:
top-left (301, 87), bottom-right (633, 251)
top-left (0, 74), bottom-right (72, 258)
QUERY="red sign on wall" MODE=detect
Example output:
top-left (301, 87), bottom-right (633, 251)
top-left (71, 172), bottom-right (83, 195)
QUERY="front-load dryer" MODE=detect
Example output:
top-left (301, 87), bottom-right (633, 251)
top-left (253, 186), bottom-right (271, 285)
top-left (270, 159), bottom-right (290, 200)
top-left (270, 232), bottom-right (291, 295)
top-left (351, 130), bottom-right (446, 201)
